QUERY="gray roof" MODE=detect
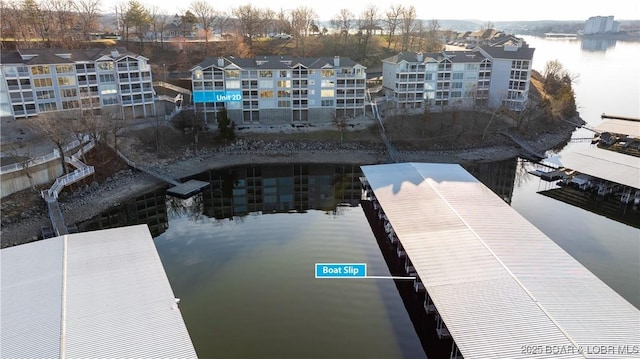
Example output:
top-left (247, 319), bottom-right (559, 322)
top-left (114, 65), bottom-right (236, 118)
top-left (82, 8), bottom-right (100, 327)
top-left (0, 48), bottom-right (145, 65)
top-left (1, 225), bottom-right (197, 358)
top-left (382, 50), bottom-right (487, 64)
top-left (478, 41), bottom-right (535, 60)
top-left (595, 119), bottom-right (640, 138)
top-left (556, 147), bottom-right (640, 189)
top-left (361, 162), bottom-right (640, 359)
top-left (193, 55), bottom-right (363, 71)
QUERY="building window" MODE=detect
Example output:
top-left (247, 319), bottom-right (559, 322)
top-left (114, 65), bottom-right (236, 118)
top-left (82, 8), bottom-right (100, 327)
top-left (61, 88), bottom-right (77, 97)
top-left (38, 102), bottom-right (57, 112)
top-left (99, 74), bottom-right (115, 83)
top-left (321, 69), bottom-right (335, 77)
top-left (36, 90), bottom-right (55, 99)
top-left (225, 69), bottom-right (240, 78)
top-left (259, 80), bottom-right (272, 88)
top-left (62, 100), bottom-right (79, 109)
top-left (277, 100), bottom-right (291, 108)
top-left (97, 62), bottom-right (114, 71)
top-left (260, 90), bottom-right (274, 98)
top-left (321, 99), bottom-right (333, 106)
top-left (30, 66), bottom-right (50, 75)
top-left (259, 70), bottom-right (273, 78)
top-left (102, 96), bottom-right (118, 105)
top-left (321, 80), bottom-right (334, 88)
top-left (452, 73), bottom-right (464, 80)
top-left (33, 78), bottom-right (53, 87)
top-left (226, 80), bottom-right (241, 89)
top-left (277, 90), bottom-right (290, 97)
top-left (321, 89), bottom-right (334, 97)
top-left (58, 76), bottom-right (76, 86)
top-left (55, 64), bottom-right (74, 73)
top-left (277, 80), bottom-right (291, 88)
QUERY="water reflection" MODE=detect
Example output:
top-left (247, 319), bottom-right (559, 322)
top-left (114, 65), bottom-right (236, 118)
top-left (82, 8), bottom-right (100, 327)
top-left (581, 37), bottom-right (617, 52)
top-left (194, 164), bottom-right (364, 219)
top-left (80, 161), bottom-right (522, 234)
top-left (463, 157), bottom-right (519, 204)
top-left (79, 189), bottom-right (169, 237)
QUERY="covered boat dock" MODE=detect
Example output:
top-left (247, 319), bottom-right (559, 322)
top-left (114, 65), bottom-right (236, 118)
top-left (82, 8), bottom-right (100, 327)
top-left (360, 162), bottom-right (639, 358)
top-left (1, 225), bottom-right (197, 358)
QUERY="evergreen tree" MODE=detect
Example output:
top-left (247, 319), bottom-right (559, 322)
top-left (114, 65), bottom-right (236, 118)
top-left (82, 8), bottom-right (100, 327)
top-left (217, 108), bottom-right (235, 142)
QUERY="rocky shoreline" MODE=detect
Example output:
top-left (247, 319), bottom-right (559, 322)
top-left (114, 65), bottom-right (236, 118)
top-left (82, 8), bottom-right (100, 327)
top-left (0, 122), bottom-right (578, 248)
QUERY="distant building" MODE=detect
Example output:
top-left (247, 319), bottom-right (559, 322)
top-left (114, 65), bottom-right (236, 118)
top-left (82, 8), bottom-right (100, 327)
top-left (584, 16), bottom-right (620, 34)
top-left (0, 48), bottom-right (156, 120)
top-left (382, 37), bottom-right (535, 111)
top-left (190, 56), bottom-right (367, 124)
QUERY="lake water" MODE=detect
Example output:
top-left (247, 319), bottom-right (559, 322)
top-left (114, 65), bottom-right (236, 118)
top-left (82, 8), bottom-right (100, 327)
top-left (80, 36), bottom-right (640, 358)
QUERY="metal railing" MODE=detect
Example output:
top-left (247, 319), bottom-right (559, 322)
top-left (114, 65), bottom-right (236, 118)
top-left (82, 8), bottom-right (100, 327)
top-left (42, 165), bottom-right (95, 199)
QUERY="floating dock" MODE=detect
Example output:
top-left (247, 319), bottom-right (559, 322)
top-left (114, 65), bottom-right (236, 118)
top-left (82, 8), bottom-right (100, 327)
top-left (166, 179), bottom-right (210, 198)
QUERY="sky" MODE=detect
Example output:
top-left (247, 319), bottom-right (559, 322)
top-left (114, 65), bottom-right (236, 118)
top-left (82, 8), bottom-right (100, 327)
top-left (148, 0), bottom-right (640, 22)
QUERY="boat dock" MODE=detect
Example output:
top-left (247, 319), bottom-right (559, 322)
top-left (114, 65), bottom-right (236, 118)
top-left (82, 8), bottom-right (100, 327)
top-left (360, 162), bottom-right (639, 359)
top-left (166, 179), bottom-right (210, 198)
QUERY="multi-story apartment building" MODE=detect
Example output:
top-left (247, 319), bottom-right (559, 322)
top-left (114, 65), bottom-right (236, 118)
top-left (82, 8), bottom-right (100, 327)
top-left (0, 48), bottom-right (155, 120)
top-left (191, 56), bottom-right (367, 124)
top-left (382, 38), bottom-right (535, 112)
top-left (584, 16), bottom-right (620, 34)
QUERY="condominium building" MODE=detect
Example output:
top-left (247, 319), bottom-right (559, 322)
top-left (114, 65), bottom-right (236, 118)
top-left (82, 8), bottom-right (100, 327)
top-left (191, 56), bottom-right (367, 124)
top-left (584, 16), bottom-right (620, 35)
top-left (381, 38), bottom-right (535, 111)
top-left (0, 48), bottom-right (155, 120)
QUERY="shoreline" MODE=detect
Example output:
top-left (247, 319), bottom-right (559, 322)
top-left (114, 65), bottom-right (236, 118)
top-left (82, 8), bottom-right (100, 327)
top-left (0, 123), bottom-right (577, 248)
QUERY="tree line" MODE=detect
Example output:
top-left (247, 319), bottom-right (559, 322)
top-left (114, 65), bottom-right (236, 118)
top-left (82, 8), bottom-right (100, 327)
top-left (1, 0), bottom-right (448, 57)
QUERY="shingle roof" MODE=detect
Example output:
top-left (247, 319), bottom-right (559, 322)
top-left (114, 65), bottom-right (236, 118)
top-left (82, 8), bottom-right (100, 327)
top-left (478, 42), bottom-right (535, 60)
top-left (194, 55), bottom-right (364, 71)
top-left (0, 48), bottom-right (144, 65)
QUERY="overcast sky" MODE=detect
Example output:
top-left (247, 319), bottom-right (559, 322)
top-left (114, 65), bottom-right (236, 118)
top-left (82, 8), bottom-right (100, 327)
top-left (148, 0), bottom-right (639, 22)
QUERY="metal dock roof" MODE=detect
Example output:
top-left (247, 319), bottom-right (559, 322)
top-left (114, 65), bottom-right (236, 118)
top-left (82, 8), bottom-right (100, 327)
top-left (361, 163), bottom-right (640, 359)
top-left (595, 119), bottom-right (640, 138)
top-left (1, 225), bottom-right (198, 359)
top-left (556, 147), bottom-right (640, 189)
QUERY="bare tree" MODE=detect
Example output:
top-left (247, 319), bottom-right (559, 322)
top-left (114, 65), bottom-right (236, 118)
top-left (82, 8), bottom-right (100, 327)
top-left (190, 0), bottom-right (216, 44)
top-left (47, 0), bottom-right (78, 46)
top-left (232, 4), bottom-right (265, 53)
top-left (31, 111), bottom-right (76, 175)
top-left (289, 6), bottom-right (316, 56)
top-left (399, 5), bottom-right (417, 51)
top-left (357, 4), bottom-right (380, 59)
top-left (424, 19), bottom-right (442, 51)
top-left (155, 10), bottom-right (168, 47)
top-left (75, 0), bottom-right (101, 40)
top-left (330, 8), bottom-right (354, 50)
top-left (101, 106), bottom-right (127, 152)
top-left (6, 140), bottom-right (37, 191)
top-left (384, 4), bottom-right (403, 51)
top-left (331, 113), bottom-right (348, 142)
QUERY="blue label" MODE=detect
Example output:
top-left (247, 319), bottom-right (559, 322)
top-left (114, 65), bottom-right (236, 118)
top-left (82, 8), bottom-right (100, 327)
top-left (315, 263), bottom-right (367, 278)
top-left (193, 90), bottom-right (242, 103)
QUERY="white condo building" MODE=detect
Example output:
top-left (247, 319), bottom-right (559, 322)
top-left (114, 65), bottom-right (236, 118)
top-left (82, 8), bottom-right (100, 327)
top-left (0, 48), bottom-right (156, 120)
top-left (382, 38), bottom-right (535, 111)
top-left (584, 16), bottom-right (620, 34)
top-left (191, 56), bottom-right (367, 124)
